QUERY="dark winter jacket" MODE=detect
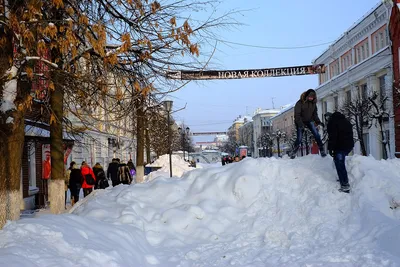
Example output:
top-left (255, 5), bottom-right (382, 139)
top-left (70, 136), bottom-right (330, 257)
top-left (107, 160), bottom-right (119, 181)
top-left (93, 164), bottom-right (106, 180)
top-left (69, 168), bottom-right (83, 186)
top-left (327, 112), bottom-right (354, 152)
top-left (118, 163), bottom-right (132, 184)
top-left (127, 161), bottom-right (136, 171)
top-left (294, 89), bottom-right (321, 128)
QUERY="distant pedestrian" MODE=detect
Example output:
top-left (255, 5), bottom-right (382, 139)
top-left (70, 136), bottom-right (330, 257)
top-left (107, 158), bottom-right (120, 187)
top-left (289, 89), bottom-right (326, 159)
top-left (117, 161), bottom-right (132, 185)
top-left (64, 161), bottom-right (75, 209)
top-left (93, 162), bottom-right (108, 189)
top-left (69, 163), bottom-right (83, 206)
top-left (326, 112), bottom-right (354, 193)
top-left (81, 162), bottom-right (96, 197)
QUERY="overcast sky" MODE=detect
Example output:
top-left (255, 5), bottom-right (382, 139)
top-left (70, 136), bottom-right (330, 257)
top-left (171, 0), bottom-right (382, 143)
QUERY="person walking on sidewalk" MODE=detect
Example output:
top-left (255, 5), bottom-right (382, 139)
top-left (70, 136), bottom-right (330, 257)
top-left (117, 161), bottom-right (132, 185)
top-left (289, 89), bottom-right (326, 159)
top-left (81, 162), bottom-right (96, 197)
top-left (107, 158), bottom-right (120, 187)
top-left (69, 163), bottom-right (83, 206)
top-left (326, 112), bottom-right (354, 193)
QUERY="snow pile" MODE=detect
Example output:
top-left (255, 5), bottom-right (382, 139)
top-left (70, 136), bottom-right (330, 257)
top-left (146, 154), bottom-right (194, 181)
top-left (1, 155), bottom-right (400, 266)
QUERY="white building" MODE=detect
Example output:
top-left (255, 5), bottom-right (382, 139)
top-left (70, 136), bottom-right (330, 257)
top-left (252, 109), bottom-right (280, 157)
top-left (313, 1), bottom-right (395, 159)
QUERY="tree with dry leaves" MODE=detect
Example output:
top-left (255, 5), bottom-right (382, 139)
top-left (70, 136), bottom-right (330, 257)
top-left (0, 0), bottom-right (235, 226)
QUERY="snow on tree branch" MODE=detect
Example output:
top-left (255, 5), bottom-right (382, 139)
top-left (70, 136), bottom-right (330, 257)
top-left (25, 57), bottom-right (59, 68)
top-left (0, 66), bottom-right (18, 113)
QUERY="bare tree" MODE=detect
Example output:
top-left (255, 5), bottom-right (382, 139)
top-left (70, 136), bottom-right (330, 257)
top-left (369, 91), bottom-right (391, 159)
top-left (222, 128), bottom-right (238, 155)
top-left (341, 96), bottom-right (372, 156)
top-left (257, 132), bottom-right (273, 157)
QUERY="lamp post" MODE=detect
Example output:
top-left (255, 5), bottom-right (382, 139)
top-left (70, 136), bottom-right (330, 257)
top-left (163, 100), bottom-right (173, 177)
top-left (178, 126), bottom-right (190, 161)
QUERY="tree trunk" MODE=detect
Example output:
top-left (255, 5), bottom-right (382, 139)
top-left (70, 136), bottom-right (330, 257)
top-left (0, 25), bottom-right (27, 228)
top-left (135, 97), bottom-right (145, 182)
top-left (49, 72), bottom-right (65, 214)
top-left (145, 118), bottom-right (151, 164)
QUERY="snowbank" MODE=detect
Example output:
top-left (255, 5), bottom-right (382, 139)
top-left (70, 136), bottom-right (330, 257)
top-left (1, 155), bottom-right (400, 266)
top-left (145, 154), bottom-right (194, 181)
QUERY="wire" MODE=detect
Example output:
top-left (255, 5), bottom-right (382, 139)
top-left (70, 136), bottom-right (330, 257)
top-left (216, 39), bottom-right (334, 50)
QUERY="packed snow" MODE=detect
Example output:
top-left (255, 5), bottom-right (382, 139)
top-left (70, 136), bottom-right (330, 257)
top-left (145, 154), bottom-right (195, 181)
top-left (1, 155), bottom-right (400, 266)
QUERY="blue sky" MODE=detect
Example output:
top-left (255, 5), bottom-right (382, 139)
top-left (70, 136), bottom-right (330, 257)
top-left (171, 0), bottom-right (381, 142)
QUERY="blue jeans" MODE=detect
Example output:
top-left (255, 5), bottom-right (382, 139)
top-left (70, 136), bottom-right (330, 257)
top-left (293, 122), bottom-right (324, 152)
top-left (334, 150), bottom-right (351, 187)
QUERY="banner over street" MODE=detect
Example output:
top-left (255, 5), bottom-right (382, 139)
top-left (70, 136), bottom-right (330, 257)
top-left (167, 64), bottom-right (326, 80)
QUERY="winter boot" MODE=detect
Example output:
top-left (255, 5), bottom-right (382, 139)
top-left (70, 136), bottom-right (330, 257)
top-left (289, 146), bottom-right (299, 159)
top-left (320, 150), bottom-right (327, 157)
top-left (338, 184), bottom-right (350, 193)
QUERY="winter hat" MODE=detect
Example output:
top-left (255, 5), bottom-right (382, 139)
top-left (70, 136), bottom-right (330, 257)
top-left (324, 112), bottom-right (333, 121)
top-left (306, 89), bottom-right (316, 98)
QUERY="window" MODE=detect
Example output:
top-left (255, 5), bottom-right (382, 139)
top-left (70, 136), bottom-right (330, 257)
top-left (380, 32), bottom-right (385, 50)
top-left (366, 42), bottom-right (369, 57)
top-left (379, 75), bottom-right (387, 110)
top-left (379, 75), bottom-right (386, 98)
top-left (361, 46), bottom-right (365, 60)
top-left (357, 48), bottom-right (361, 63)
top-left (363, 133), bottom-right (370, 156)
top-left (361, 84), bottom-right (368, 100)
top-left (95, 140), bottom-right (102, 158)
top-left (375, 35), bottom-right (380, 52)
top-left (334, 96), bottom-right (338, 111)
top-left (346, 90), bottom-right (351, 103)
top-left (381, 130), bottom-right (390, 160)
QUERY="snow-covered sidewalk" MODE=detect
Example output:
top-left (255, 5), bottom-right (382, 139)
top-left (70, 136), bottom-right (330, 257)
top-left (1, 155), bottom-right (400, 266)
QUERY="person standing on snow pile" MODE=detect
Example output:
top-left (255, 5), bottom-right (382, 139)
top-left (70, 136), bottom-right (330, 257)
top-left (289, 89), bottom-right (326, 159)
top-left (81, 161), bottom-right (96, 197)
top-left (69, 163), bottom-right (83, 206)
top-left (325, 112), bottom-right (354, 193)
top-left (118, 161), bottom-right (132, 185)
top-left (93, 162), bottom-right (109, 189)
top-left (107, 158), bottom-right (120, 187)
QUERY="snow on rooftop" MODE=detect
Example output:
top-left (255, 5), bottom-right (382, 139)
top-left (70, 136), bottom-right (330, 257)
top-left (1, 155), bottom-right (400, 266)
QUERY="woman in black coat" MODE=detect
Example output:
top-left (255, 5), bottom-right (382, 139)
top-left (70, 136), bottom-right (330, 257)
top-left (69, 163), bottom-right (83, 205)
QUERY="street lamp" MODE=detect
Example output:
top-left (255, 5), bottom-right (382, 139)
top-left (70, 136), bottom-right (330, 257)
top-left (163, 100), bottom-right (173, 177)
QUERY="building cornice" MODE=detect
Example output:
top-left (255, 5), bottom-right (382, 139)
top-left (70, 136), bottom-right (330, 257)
top-left (313, 3), bottom-right (391, 65)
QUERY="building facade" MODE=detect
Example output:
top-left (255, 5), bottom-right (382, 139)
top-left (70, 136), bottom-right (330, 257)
top-left (313, 1), bottom-right (395, 159)
top-left (270, 104), bottom-right (296, 156)
top-left (389, 0), bottom-right (400, 157)
top-left (252, 109), bottom-right (280, 157)
top-left (238, 118), bottom-right (254, 156)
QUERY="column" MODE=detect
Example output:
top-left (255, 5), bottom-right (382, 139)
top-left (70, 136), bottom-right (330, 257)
top-left (349, 85), bottom-right (361, 155)
top-left (326, 96), bottom-right (334, 113)
top-left (385, 68), bottom-right (396, 158)
top-left (367, 75), bottom-right (381, 159)
top-left (338, 89), bottom-right (346, 110)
